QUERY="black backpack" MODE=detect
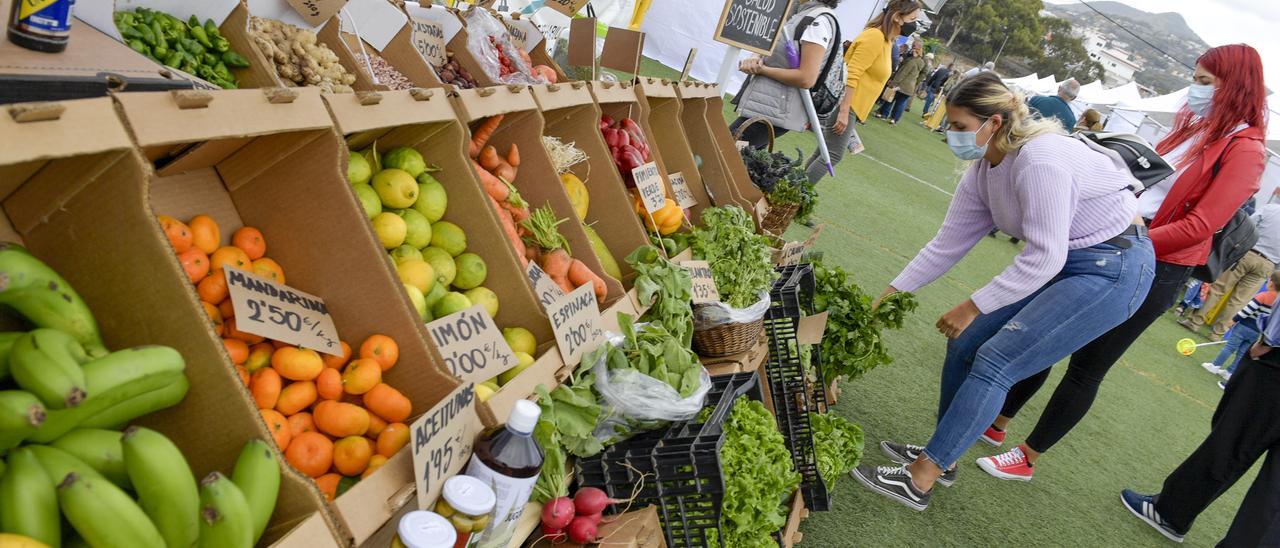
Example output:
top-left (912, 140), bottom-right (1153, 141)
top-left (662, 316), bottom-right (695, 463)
top-left (795, 13), bottom-right (843, 116)
top-left (1072, 132), bottom-right (1175, 192)
top-left (1191, 139), bottom-right (1258, 282)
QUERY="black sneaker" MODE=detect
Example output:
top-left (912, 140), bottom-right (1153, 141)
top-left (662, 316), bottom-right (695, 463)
top-left (1120, 489), bottom-right (1185, 543)
top-left (879, 441), bottom-right (957, 486)
top-left (851, 464), bottom-right (931, 511)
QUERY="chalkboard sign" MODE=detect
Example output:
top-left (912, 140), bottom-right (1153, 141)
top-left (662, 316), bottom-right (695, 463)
top-left (714, 0), bottom-right (795, 56)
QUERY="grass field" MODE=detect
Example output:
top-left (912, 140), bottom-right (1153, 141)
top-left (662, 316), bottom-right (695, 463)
top-left (626, 58), bottom-right (1260, 546)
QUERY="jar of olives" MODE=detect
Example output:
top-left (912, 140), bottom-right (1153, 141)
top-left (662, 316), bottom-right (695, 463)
top-left (391, 511), bottom-right (456, 548)
top-left (435, 475), bottom-right (497, 548)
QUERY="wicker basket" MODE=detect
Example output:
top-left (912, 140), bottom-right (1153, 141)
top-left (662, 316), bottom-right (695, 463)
top-left (761, 201), bottom-right (799, 235)
top-left (692, 309), bottom-right (765, 357)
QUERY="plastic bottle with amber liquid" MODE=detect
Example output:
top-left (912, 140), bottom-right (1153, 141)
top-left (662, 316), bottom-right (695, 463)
top-left (464, 399), bottom-right (543, 548)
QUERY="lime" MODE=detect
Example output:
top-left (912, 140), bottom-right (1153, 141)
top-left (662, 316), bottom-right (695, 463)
top-left (464, 287), bottom-right (499, 318)
top-left (390, 245), bottom-right (423, 264)
top-left (430, 221), bottom-right (467, 257)
top-left (502, 327), bottom-right (538, 356)
top-left (422, 247), bottom-right (456, 288)
top-left (371, 212), bottom-right (406, 249)
top-left (382, 147), bottom-right (427, 178)
top-left (414, 177), bottom-right (448, 223)
top-left (433, 292), bottom-right (472, 318)
top-left (475, 383), bottom-right (495, 402)
top-left (452, 252), bottom-right (487, 290)
top-left (497, 351), bottom-right (536, 385)
top-left (348, 150), bottom-right (372, 185)
top-left (396, 209), bottom-right (432, 249)
top-left (424, 281), bottom-right (448, 309)
top-left (352, 184), bottom-right (381, 219)
top-left (396, 259), bottom-right (435, 295)
top-left (403, 283), bottom-right (428, 321)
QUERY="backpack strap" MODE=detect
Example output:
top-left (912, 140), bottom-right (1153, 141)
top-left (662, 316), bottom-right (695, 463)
top-left (794, 12), bottom-right (841, 92)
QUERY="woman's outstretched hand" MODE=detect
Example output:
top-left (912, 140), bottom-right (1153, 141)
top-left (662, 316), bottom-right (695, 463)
top-left (873, 287), bottom-right (898, 311)
top-left (937, 299), bottom-right (980, 339)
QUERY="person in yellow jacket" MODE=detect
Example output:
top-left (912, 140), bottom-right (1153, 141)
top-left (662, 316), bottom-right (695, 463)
top-left (804, 0), bottom-right (923, 183)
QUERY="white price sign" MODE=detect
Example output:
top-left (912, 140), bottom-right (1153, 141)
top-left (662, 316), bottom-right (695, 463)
top-left (633, 162), bottom-right (665, 213)
top-left (425, 304), bottom-right (519, 383)
top-left (547, 283), bottom-right (605, 367)
top-left (411, 383), bottom-right (481, 510)
top-left (526, 262), bottom-right (567, 309)
top-left (499, 13), bottom-right (544, 53)
top-left (283, 0), bottom-right (346, 27)
top-left (669, 171), bottom-right (698, 209)
top-left (405, 2), bottom-right (462, 67)
top-left (681, 260), bottom-right (720, 304)
top-left (735, 140), bottom-right (750, 152)
top-left (223, 267), bottom-right (342, 356)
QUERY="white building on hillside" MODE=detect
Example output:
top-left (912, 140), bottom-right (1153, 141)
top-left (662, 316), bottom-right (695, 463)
top-left (1081, 29), bottom-right (1143, 86)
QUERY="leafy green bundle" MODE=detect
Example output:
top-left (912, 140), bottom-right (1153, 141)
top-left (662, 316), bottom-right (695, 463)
top-left (531, 367), bottom-right (602, 503)
top-left (813, 259), bottom-right (918, 382)
top-left (628, 246), bottom-right (693, 343)
top-left (710, 399), bottom-right (801, 548)
top-left (741, 147), bottom-right (819, 223)
top-left (691, 206), bottom-right (778, 308)
top-left (810, 412), bottom-right (864, 485)
top-left (604, 313), bottom-right (701, 398)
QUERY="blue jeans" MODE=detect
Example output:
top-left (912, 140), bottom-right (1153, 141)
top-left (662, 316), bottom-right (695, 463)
top-left (877, 91), bottom-right (911, 122)
top-left (1181, 280), bottom-right (1204, 309)
top-left (923, 88), bottom-right (939, 115)
top-left (923, 234), bottom-right (1156, 469)
top-left (1213, 323), bottom-right (1260, 373)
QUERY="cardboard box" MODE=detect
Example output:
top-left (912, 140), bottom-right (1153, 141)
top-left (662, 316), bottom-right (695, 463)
top-left (497, 10), bottom-right (570, 83)
top-left (0, 94), bottom-right (346, 545)
top-left (450, 84), bottom-right (625, 309)
top-left (674, 81), bottom-right (754, 212)
top-left (114, 87), bottom-right (476, 545)
top-left (699, 333), bottom-right (767, 376)
top-left (588, 80), bottom-right (674, 199)
top-left (336, 9), bottom-right (445, 90)
top-left (696, 82), bottom-right (767, 211)
top-left (634, 77), bottom-right (714, 225)
top-left (532, 82), bottom-right (650, 288)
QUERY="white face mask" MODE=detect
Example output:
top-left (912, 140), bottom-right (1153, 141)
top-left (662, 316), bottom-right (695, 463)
top-left (1186, 83), bottom-right (1214, 117)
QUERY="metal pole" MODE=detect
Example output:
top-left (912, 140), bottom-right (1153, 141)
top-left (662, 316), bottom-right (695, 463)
top-left (716, 46), bottom-right (742, 95)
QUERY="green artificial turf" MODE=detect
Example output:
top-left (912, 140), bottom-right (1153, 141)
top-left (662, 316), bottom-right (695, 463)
top-left (629, 57), bottom-right (1253, 545)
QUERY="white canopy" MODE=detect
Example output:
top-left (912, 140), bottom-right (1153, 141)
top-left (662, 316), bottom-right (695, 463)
top-left (1268, 94), bottom-right (1280, 142)
top-left (1115, 87), bottom-right (1188, 113)
top-left (1077, 81), bottom-right (1141, 106)
top-left (1002, 73), bottom-right (1040, 89)
top-left (1030, 75), bottom-right (1061, 95)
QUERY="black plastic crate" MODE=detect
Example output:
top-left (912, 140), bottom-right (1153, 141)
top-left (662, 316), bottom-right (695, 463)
top-left (764, 264), bottom-right (831, 511)
top-left (576, 372), bottom-right (761, 547)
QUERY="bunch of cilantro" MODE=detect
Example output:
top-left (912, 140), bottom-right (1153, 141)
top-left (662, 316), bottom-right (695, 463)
top-left (691, 206), bottom-right (778, 308)
top-left (709, 399), bottom-right (800, 548)
top-left (809, 412), bottom-right (864, 486)
top-left (813, 259), bottom-right (917, 382)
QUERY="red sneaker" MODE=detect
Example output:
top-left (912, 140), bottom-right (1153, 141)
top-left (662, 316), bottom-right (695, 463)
top-left (980, 425), bottom-right (1006, 446)
top-left (977, 445), bottom-right (1034, 481)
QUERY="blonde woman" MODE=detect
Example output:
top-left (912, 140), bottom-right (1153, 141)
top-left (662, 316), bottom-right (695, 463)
top-left (850, 73), bottom-right (1155, 511)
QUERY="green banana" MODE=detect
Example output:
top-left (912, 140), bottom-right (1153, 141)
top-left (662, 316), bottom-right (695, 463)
top-left (0, 331), bottom-right (24, 382)
top-left (80, 376), bottom-right (189, 430)
top-left (26, 445), bottom-right (107, 485)
top-left (31, 345), bottom-right (185, 443)
top-left (0, 390), bottom-right (45, 452)
top-left (0, 448), bottom-right (60, 548)
top-left (197, 472), bottom-right (253, 548)
top-left (231, 439), bottom-right (281, 544)
top-left (57, 472), bottom-right (166, 548)
top-left (50, 428), bottom-right (131, 490)
top-left (0, 244), bottom-right (106, 357)
top-left (10, 328), bottom-right (89, 409)
top-left (122, 426), bottom-right (199, 548)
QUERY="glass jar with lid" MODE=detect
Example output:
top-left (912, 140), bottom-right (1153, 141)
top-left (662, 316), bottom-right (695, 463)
top-left (434, 474), bottom-right (497, 548)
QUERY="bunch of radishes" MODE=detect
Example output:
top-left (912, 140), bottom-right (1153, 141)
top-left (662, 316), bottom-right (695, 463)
top-left (541, 487), bottom-right (617, 544)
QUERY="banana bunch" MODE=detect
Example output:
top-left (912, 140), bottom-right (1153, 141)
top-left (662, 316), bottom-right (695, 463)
top-left (0, 245), bottom-right (107, 358)
top-left (0, 430), bottom-right (280, 548)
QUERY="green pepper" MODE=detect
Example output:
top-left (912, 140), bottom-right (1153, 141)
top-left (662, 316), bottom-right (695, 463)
top-left (211, 36), bottom-right (230, 53)
top-left (115, 12), bottom-right (136, 26)
top-left (127, 39), bottom-right (150, 56)
top-left (205, 19), bottom-right (222, 39)
top-left (152, 44), bottom-right (169, 59)
top-left (196, 65), bottom-right (219, 82)
top-left (150, 20), bottom-right (165, 45)
top-left (179, 38), bottom-right (205, 56)
top-left (163, 51), bottom-right (183, 68)
top-left (189, 20), bottom-right (212, 48)
top-left (213, 61), bottom-right (231, 80)
top-left (200, 52), bottom-right (216, 66)
top-left (221, 50), bottom-right (251, 69)
top-left (139, 9), bottom-right (155, 26)
top-left (136, 23), bottom-right (157, 46)
top-left (213, 78), bottom-right (239, 90)
top-left (119, 25), bottom-right (145, 42)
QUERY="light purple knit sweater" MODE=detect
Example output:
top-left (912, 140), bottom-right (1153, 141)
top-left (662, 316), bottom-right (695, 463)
top-left (892, 134), bottom-right (1138, 313)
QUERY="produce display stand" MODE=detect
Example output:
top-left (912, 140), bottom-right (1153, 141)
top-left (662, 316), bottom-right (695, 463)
top-left (528, 505), bottom-right (666, 547)
top-left (780, 491), bottom-right (809, 548)
top-left (531, 81), bottom-right (651, 289)
top-left (697, 84), bottom-right (768, 212)
top-left (675, 81), bottom-right (755, 212)
top-left (335, 11), bottom-right (446, 90)
top-left (114, 87), bottom-right (470, 545)
top-left (449, 84), bottom-right (626, 308)
top-left (634, 77), bottom-right (714, 225)
top-left (588, 80), bottom-right (676, 200)
top-left (0, 94), bottom-right (341, 545)
top-left (496, 10), bottom-right (571, 84)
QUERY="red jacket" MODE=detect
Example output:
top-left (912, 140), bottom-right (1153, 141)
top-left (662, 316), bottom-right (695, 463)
top-left (1149, 125), bottom-right (1268, 266)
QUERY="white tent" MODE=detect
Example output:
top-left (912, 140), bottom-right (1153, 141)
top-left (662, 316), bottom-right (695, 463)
top-left (1030, 75), bottom-right (1061, 96)
top-left (1002, 73), bottom-right (1039, 90)
top-left (1268, 94), bottom-right (1280, 142)
top-left (1077, 81), bottom-right (1141, 106)
top-left (1116, 87), bottom-right (1188, 113)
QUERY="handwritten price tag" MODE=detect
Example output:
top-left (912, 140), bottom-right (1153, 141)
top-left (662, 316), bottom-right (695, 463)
top-left (405, 2), bottom-right (462, 67)
top-left (633, 162), bottom-right (665, 213)
top-left (283, 0), bottom-right (346, 27)
top-left (681, 260), bottom-right (720, 304)
top-left (530, 7), bottom-right (571, 57)
top-left (526, 262), bottom-right (567, 309)
top-left (499, 14), bottom-right (543, 53)
top-left (411, 383), bottom-right (481, 510)
top-left (426, 304), bottom-right (518, 383)
top-left (669, 171), bottom-right (698, 209)
top-left (547, 283), bottom-right (605, 367)
top-left (776, 224), bottom-right (823, 266)
top-left (223, 267), bottom-right (342, 356)
top-left (735, 140), bottom-right (750, 152)
top-left (542, 0), bottom-right (589, 17)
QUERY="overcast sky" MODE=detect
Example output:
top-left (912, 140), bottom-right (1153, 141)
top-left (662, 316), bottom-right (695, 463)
top-left (1042, 0), bottom-right (1280, 93)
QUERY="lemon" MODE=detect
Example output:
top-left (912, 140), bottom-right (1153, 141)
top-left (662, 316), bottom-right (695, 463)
top-left (390, 245), bottom-right (423, 264)
top-left (396, 259), bottom-right (435, 295)
top-left (497, 351), bottom-right (536, 385)
top-left (430, 221), bottom-right (467, 257)
top-left (452, 252), bottom-right (487, 290)
top-left (372, 169), bottom-right (419, 209)
top-left (424, 281), bottom-right (448, 309)
top-left (348, 150), bottom-right (372, 185)
top-left (464, 287), bottom-right (499, 318)
top-left (502, 327), bottom-right (537, 356)
top-left (352, 183), bottom-right (381, 219)
top-left (422, 247), bottom-right (456, 287)
top-left (475, 383), bottom-right (495, 402)
top-left (397, 208), bottom-right (433, 249)
top-left (403, 283), bottom-right (428, 321)
top-left (371, 212), bottom-right (406, 249)
top-left (433, 292), bottom-right (472, 319)
top-left (382, 147), bottom-right (427, 178)
top-left (414, 177), bottom-right (448, 223)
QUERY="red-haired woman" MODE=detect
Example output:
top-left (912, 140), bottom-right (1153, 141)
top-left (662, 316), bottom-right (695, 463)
top-left (968, 44), bottom-right (1270, 484)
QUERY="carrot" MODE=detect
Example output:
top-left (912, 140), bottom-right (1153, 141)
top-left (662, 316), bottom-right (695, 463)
top-left (506, 143), bottom-right (520, 168)
top-left (489, 194), bottom-right (528, 262)
top-left (473, 160), bottom-right (509, 202)
top-left (501, 200), bottom-right (531, 224)
top-left (493, 160), bottom-right (516, 183)
top-left (478, 145), bottom-right (504, 172)
top-left (469, 114), bottom-right (504, 158)
top-left (541, 248), bottom-right (573, 279)
top-left (568, 258), bottom-right (607, 302)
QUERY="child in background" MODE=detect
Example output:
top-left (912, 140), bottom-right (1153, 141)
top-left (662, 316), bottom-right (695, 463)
top-left (1173, 279), bottom-right (1207, 317)
top-left (1202, 272), bottom-right (1280, 382)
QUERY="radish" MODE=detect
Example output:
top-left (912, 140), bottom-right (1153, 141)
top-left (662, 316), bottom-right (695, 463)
top-left (567, 514), bottom-right (601, 544)
top-left (541, 496), bottom-right (576, 531)
top-left (541, 522), bottom-right (567, 543)
top-left (573, 487), bottom-right (612, 516)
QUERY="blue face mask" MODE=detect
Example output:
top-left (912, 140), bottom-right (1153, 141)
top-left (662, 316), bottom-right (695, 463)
top-left (946, 119), bottom-right (991, 160)
top-left (1186, 83), bottom-right (1214, 117)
